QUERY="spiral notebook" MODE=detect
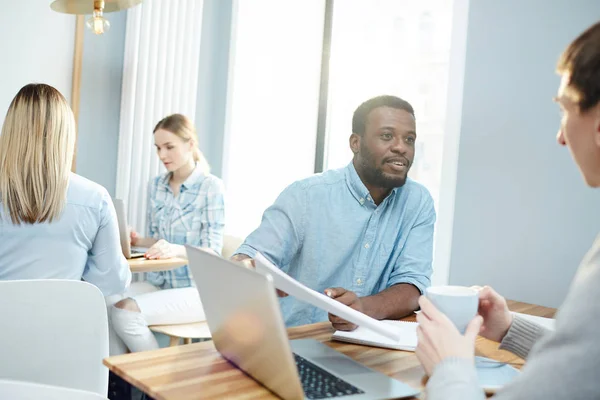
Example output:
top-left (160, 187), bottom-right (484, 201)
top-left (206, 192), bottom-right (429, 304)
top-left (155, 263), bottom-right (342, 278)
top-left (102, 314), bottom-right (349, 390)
top-left (331, 320), bottom-right (418, 351)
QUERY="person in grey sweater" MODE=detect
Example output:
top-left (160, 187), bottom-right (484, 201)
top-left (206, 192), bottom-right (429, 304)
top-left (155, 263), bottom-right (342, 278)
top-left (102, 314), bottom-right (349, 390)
top-left (415, 21), bottom-right (600, 399)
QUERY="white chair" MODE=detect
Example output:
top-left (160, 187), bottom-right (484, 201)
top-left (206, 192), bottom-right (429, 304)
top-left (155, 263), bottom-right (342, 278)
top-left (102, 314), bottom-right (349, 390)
top-left (0, 280), bottom-right (109, 395)
top-left (0, 379), bottom-right (108, 400)
top-left (148, 234), bottom-right (244, 346)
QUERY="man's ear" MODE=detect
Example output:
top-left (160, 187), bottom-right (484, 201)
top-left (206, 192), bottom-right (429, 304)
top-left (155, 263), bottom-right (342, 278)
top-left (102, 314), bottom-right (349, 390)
top-left (349, 133), bottom-right (360, 155)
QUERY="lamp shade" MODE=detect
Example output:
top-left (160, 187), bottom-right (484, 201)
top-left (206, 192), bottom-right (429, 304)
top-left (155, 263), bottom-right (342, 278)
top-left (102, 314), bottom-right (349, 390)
top-left (50, 0), bottom-right (142, 14)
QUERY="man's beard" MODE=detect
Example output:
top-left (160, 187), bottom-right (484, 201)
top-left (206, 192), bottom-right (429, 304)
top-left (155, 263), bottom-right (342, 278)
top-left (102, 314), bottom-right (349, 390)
top-left (358, 142), bottom-right (409, 189)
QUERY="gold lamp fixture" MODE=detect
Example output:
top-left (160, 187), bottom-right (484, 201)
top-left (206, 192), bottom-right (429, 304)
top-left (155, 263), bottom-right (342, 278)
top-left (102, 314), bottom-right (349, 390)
top-left (50, 0), bottom-right (143, 35)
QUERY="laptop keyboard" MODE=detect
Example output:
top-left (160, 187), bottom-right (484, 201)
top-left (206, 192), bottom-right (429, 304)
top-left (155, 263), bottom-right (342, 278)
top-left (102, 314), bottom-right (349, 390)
top-left (293, 353), bottom-right (364, 399)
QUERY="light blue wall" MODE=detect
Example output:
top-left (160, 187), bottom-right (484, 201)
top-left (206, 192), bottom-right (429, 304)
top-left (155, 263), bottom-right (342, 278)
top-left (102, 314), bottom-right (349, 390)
top-left (76, 12), bottom-right (127, 196)
top-left (195, 0), bottom-right (235, 178)
top-left (448, 0), bottom-right (600, 308)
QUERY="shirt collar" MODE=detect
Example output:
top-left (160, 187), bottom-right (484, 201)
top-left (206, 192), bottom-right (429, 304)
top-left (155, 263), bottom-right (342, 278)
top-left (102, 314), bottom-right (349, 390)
top-left (345, 162), bottom-right (399, 206)
top-left (160, 163), bottom-right (206, 190)
top-left (345, 162), bottom-right (371, 205)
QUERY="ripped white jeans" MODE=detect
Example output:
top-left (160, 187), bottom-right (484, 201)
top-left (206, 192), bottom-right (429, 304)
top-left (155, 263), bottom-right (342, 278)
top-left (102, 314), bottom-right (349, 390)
top-left (106, 282), bottom-right (205, 355)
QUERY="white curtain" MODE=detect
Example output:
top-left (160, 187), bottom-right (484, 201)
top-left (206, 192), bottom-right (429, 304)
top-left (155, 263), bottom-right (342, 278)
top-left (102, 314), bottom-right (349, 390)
top-left (116, 0), bottom-right (204, 235)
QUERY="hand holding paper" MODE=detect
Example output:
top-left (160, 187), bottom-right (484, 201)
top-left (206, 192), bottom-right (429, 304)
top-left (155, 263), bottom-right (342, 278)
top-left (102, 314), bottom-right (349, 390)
top-left (325, 287), bottom-right (364, 331)
top-left (254, 252), bottom-right (402, 341)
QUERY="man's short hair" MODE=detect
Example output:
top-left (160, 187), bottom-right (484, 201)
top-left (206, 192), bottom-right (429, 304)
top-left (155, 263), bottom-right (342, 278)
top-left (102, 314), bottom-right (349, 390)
top-left (352, 95), bottom-right (415, 136)
top-left (557, 21), bottom-right (600, 112)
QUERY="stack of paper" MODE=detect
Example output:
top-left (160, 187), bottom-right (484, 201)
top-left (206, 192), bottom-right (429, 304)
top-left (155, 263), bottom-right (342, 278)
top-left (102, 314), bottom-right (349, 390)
top-left (332, 320), bottom-right (418, 351)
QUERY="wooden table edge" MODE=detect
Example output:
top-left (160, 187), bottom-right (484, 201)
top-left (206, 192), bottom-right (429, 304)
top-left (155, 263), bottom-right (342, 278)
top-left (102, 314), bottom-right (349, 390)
top-left (103, 300), bottom-right (557, 399)
top-left (127, 257), bottom-right (188, 273)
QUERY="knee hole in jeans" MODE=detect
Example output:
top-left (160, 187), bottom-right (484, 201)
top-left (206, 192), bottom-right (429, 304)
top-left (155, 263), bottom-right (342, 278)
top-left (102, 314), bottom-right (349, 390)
top-left (114, 297), bottom-right (141, 313)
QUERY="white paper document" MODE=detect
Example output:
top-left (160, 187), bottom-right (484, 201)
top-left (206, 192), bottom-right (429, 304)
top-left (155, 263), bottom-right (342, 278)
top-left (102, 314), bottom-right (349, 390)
top-left (332, 320), bottom-right (418, 351)
top-left (254, 252), bottom-right (402, 341)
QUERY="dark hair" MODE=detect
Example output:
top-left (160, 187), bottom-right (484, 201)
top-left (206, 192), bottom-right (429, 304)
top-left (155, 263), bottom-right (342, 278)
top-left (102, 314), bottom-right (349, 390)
top-left (557, 21), bottom-right (600, 112)
top-left (352, 95), bottom-right (415, 136)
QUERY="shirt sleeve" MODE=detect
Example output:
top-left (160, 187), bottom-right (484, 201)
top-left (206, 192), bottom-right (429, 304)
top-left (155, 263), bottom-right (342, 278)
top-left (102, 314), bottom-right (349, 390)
top-left (82, 188), bottom-right (132, 296)
top-left (498, 315), bottom-right (549, 359)
top-left (387, 191), bottom-right (435, 293)
top-left (197, 178), bottom-right (225, 254)
top-left (426, 358), bottom-right (486, 400)
top-left (234, 181), bottom-right (306, 268)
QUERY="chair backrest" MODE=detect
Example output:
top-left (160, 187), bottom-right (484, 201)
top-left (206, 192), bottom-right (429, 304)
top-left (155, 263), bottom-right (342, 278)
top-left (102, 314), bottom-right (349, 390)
top-left (221, 234), bottom-right (244, 259)
top-left (0, 280), bottom-right (109, 395)
top-left (0, 379), bottom-right (108, 400)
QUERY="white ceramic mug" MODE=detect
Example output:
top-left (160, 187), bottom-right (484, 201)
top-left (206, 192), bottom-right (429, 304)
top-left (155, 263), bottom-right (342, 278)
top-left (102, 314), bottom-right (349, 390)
top-left (425, 285), bottom-right (479, 333)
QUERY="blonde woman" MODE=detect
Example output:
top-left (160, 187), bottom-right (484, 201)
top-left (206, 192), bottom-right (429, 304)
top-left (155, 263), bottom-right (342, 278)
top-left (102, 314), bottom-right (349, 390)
top-left (111, 114), bottom-right (225, 354)
top-left (0, 83), bottom-right (131, 295)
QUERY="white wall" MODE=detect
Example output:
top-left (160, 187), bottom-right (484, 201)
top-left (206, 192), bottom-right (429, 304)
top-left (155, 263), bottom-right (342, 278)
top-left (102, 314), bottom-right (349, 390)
top-left (447, 0), bottom-right (600, 308)
top-left (0, 0), bottom-right (74, 123)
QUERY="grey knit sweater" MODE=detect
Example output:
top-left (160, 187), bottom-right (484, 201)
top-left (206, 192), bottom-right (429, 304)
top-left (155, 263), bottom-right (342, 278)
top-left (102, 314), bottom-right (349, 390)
top-left (426, 235), bottom-right (600, 399)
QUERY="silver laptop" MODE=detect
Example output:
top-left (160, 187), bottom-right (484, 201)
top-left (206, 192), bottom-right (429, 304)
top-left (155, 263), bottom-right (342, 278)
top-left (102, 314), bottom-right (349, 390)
top-left (112, 198), bottom-right (149, 259)
top-left (186, 245), bottom-right (420, 400)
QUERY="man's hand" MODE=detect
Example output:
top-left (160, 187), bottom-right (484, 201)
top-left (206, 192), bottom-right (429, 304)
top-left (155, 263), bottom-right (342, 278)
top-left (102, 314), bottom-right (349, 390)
top-left (325, 287), bottom-right (363, 331)
top-left (230, 253), bottom-right (288, 297)
top-left (230, 253), bottom-right (255, 269)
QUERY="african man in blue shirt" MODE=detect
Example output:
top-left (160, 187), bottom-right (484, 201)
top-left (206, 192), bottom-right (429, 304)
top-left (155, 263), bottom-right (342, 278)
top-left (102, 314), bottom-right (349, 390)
top-left (233, 95), bottom-right (436, 330)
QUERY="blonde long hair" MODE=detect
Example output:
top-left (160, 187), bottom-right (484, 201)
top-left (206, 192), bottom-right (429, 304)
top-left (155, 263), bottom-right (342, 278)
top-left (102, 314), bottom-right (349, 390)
top-left (153, 114), bottom-right (210, 174)
top-left (0, 84), bottom-right (76, 224)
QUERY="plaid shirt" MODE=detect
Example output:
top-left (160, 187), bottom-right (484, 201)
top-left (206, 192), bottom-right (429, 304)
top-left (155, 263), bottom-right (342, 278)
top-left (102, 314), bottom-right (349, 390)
top-left (145, 166), bottom-right (225, 289)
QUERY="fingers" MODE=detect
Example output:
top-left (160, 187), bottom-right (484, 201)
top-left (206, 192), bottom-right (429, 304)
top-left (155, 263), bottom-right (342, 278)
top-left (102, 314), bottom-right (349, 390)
top-left (464, 315), bottom-right (484, 342)
top-left (145, 240), bottom-right (172, 260)
top-left (240, 259), bottom-right (256, 269)
top-left (415, 326), bottom-right (435, 376)
top-left (478, 286), bottom-right (502, 303)
top-left (328, 313), bottom-right (357, 331)
top-left (145, 249), bottom-right (162, 260)
top-left (418, 296), bottom-right (445, 321)
top-left (325, 287), bottom-right (346, 298)
top-left (332, 291), bottom-right (358, 307)
top-left (231, 255), bottom-right (255, 269)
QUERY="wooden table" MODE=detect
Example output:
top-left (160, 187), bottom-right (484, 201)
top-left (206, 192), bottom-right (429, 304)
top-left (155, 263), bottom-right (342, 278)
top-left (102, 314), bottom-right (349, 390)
top-left (127, 257), bottom-right (188, 273)
top-left (104, 300), bottom-right (555, 399)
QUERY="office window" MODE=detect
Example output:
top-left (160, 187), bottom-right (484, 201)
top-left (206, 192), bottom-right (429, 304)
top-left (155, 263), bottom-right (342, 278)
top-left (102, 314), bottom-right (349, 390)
top-left (223, 0), bottom-right (325, 238)
top-left (324, 0), bottom-right (455, 210)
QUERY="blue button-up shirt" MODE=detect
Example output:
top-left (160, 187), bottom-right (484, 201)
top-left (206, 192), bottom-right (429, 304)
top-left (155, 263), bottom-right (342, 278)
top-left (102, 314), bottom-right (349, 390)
top-left (0, 173), bottom-right (131, 296)
top-left (235, 163), bottom-right (435, 327)
top-left (146, 165), bottom-right (225, 289)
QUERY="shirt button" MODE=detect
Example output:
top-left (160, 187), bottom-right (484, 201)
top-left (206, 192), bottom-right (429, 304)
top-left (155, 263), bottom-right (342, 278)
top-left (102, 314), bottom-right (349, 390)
top-left (359, 198), bottom-right (365, 205)
top-left (356, 278), bottom-right (363, 285)
top-left (364, 243), bottom-right (370, 249)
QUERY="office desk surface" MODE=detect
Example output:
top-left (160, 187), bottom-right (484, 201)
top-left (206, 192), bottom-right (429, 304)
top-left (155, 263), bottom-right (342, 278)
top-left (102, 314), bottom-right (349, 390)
top-left (127, 257), bottom-right (188, 273)
top-left (104, 300), bottom-right (556, 400)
